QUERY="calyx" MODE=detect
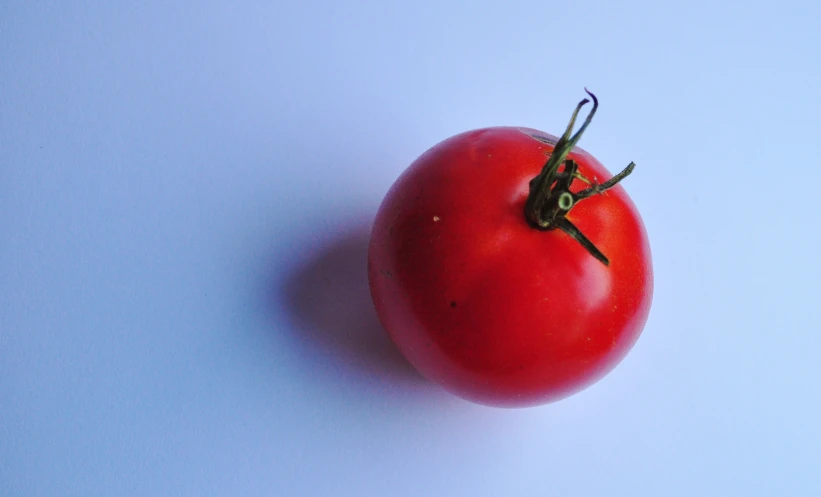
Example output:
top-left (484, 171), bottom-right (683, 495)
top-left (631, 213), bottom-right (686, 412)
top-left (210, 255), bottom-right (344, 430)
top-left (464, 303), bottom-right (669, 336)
top-left (524, 89), bottom-right (635, 266)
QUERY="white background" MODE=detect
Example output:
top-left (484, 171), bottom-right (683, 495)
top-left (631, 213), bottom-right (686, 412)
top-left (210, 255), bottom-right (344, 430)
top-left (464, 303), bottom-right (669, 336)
top-left (2, 1), bottom-right (820, 495)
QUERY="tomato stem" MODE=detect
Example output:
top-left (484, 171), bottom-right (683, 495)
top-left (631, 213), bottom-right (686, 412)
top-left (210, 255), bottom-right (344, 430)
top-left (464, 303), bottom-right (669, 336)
top-left (524, 89), bottom-right (635, 266)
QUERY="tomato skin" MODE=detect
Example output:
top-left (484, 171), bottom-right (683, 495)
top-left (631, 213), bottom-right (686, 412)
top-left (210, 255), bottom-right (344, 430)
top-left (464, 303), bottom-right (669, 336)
top-left (368, 126), bottom-right (653, 407)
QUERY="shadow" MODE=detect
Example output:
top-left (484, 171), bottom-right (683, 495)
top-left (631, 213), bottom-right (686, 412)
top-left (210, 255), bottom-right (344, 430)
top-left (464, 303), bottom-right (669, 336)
top-left (277, 223), bottom-right (433, 394)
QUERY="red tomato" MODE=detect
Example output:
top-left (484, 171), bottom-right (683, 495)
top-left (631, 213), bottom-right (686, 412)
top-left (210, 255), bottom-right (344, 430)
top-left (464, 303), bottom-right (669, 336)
top-left (368, 92), bottom-right (653, 407)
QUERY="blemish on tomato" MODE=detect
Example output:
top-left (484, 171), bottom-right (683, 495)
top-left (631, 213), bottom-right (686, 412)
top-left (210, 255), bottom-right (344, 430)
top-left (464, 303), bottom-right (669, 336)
top-left (450, 301), bottom-right (457, 308)
top-left (433, 215), bottom-right (441, 222)
top-left (528, 133), bottom-right (558, 146)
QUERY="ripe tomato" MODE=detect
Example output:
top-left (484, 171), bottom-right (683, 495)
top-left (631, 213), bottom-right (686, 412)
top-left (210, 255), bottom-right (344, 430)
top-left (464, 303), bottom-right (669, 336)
top-left (368, 91), bottom-right (653, 407)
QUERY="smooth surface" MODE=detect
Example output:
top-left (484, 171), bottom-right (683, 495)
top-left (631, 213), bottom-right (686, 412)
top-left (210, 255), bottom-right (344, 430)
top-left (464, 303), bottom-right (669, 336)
top-left (2, 1), bottom-right (820, 495)
top-left (368, 127), bottom-right (653, 407)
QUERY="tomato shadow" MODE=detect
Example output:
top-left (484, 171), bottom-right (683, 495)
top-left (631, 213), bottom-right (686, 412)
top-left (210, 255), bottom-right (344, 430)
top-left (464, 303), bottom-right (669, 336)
top-left (276, 221), bottom-right (437, 401)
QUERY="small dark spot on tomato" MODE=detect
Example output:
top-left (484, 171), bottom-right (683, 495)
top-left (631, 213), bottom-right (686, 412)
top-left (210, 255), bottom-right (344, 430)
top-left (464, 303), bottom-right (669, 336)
top-left (450, 301), bottom-right (457, 308)
top-left (379, 269), bottom-right (393, 279)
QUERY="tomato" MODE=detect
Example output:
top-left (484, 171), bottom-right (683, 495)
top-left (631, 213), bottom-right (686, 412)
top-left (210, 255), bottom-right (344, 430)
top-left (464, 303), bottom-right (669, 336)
top-left (368, 91), bottom-right (653, 407)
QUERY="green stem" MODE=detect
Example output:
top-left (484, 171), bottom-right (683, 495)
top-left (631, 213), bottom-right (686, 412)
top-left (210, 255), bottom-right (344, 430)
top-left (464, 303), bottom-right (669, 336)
top-left (524, 91), bottom-right (598, 226)
top-left (523, 89), bottom-right (636, 266)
